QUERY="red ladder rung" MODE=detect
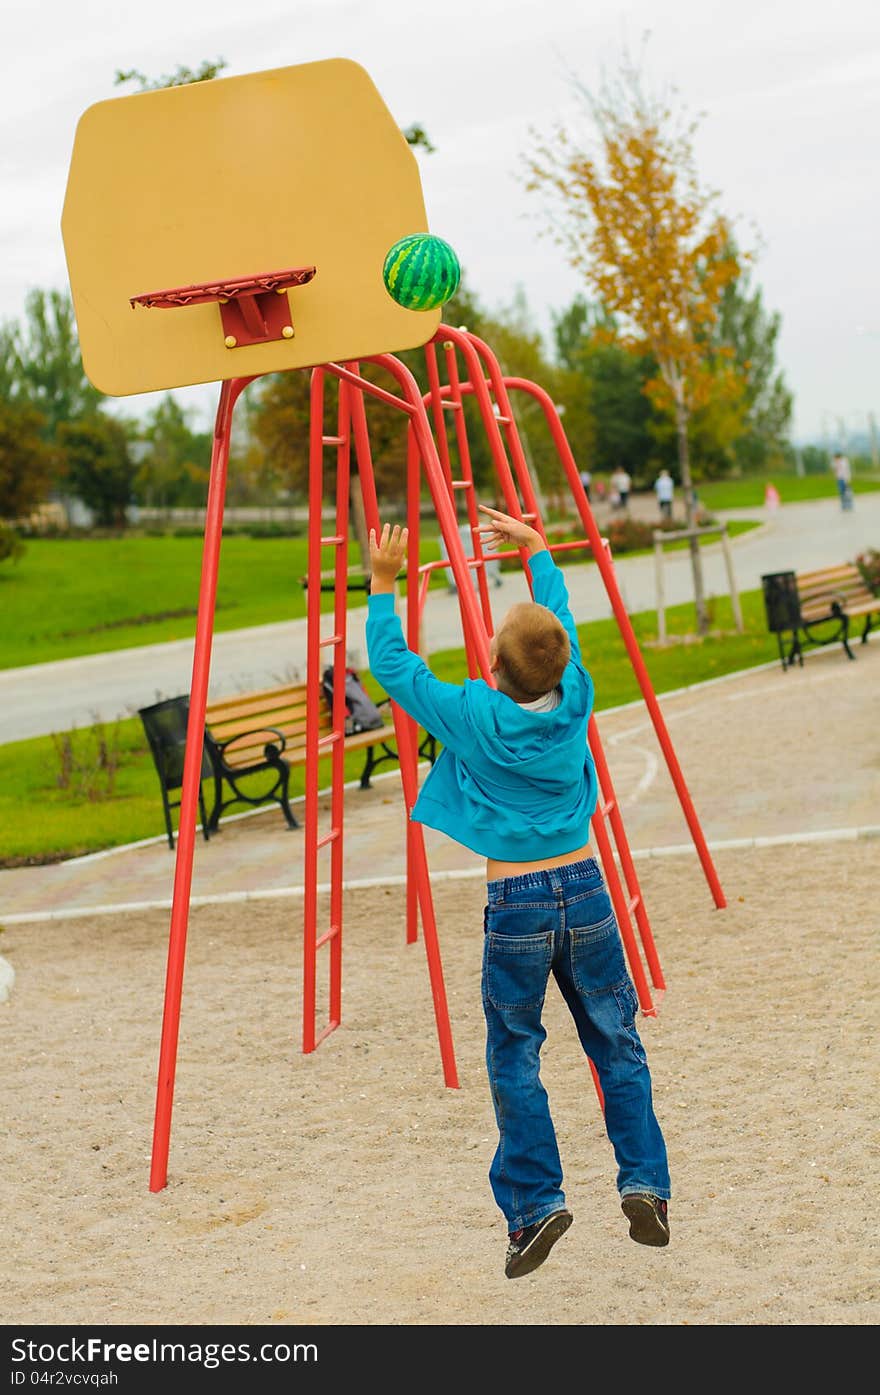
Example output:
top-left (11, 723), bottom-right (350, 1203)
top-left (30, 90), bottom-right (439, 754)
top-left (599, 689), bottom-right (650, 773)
top-left (316, 921), bottom-right (341, 947)
top-left (440, 400), bottom-right (462, 411)
top-left (313, 1018), bottom-right (340, 1047)
top-left (317, 732), bottom-right (341, 749)
top-left (319, 634), bottom-right (343, 648)
top-left (600, 798), bottom-right (615, 817)
top-left (627, 894), bottom-right (641, 914)
top-left (320, 535), bottom-right (345, 545)
top-left (316, 830), bottom-right (340, 851)
top-left (450, 480), bottom-right (473, 490)
top-left (322, 435), bottom-right (347, 446)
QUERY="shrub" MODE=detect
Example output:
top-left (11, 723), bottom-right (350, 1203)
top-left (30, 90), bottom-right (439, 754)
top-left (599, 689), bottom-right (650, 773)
top-left (855, 548), bottom-right (880, 595)
top-left (50, 718), bottom-right (122, 802)
top-left (0, 524), bottom-right (25, 566)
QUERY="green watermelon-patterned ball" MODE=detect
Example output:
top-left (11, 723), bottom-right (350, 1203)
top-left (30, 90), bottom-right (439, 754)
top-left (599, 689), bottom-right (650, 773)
top-left (382, 233), bottom-right (461, 311)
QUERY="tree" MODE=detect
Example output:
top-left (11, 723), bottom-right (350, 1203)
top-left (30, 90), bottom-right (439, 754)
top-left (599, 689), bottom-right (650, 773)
top-left (402, 123), bottom-right (436, 153)
top-left (136, 395), bottom-right (212, 513)
top-left (525, 56), bottom-right (742, 633)
top-left (0, 398), bottom-right (55, 521)
top-left (715, 261), bottom-right (793, 473)
top-left (57, 416), bottom-right (136, 528)
top-left (553, 297), bottom-right (661, 482)
top-left (436, 277), bottom-right (571, 509)
top-left (3, 289), bottom-right (103, 446)
top-left (250, 361), bottom-right (415, 568)
top-left (114, 60), bottom-right (228, 91)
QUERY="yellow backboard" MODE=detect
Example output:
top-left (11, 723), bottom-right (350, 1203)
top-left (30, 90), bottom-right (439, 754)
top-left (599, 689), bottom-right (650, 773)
top-left (61, 59), bottom-right (441, 397)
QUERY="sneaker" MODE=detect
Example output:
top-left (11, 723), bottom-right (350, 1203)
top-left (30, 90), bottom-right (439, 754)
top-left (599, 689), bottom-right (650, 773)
top-left (621, 1193), bottom-right (670, 1247)
top-left (504, 1208), bottom-right (573, 1279)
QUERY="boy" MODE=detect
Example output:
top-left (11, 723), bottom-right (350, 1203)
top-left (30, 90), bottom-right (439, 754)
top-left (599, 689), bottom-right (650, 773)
top-left (365, 505), bottom-right (670, 1279)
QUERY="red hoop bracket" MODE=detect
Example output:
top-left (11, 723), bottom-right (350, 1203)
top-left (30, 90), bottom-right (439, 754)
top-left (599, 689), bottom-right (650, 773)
top-left (130, 266), bottom-right (317, 348)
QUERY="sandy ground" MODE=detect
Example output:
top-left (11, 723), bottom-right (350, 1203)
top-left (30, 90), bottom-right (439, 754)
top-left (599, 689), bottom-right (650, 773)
top-left (2, 638), bottom-right (879, 1331)
top-left (2, 833), bottom-right (878, 1329)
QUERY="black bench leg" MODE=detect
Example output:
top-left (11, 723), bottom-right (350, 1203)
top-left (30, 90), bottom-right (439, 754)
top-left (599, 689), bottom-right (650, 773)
top-left (198, 785), bottom-right (211, 842)
top-left (842, 621), bottom-right (856, 661)
top-left (207, 767), bottom-right (224, 832)
top-left (160, 787), bottom-right (175, 850)
top-left (360, 745), bottom-right (376, 789)
top-left (278, 766), bottom-right (299, 829)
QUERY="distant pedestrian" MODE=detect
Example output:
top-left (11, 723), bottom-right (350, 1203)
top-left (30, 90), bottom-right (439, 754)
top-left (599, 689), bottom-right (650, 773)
top-left (764, 482), bottom-right (781, 511)
top-left (832, 452), bottom-right (853, 511)
top-left (653, 468), bottom-right (674, 520)
top-left (578, 468), bottom-right (592, 503)
top-left (610, 467), bottom-right (631, 511)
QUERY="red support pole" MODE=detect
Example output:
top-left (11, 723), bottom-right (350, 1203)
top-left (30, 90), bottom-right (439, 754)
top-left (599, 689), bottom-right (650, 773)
top-left (303, 367), bottom-right (352, 1052)
top-left (149, 374), bottom-right (253, 1193)
top-left (432, 340), bottom-right (496, 644)
top-left (347, 377), bottom-right (419, 947)
top-left (328, 380), bottom-right (352, 1031)
top-left (333, 361), bottom-right (459, 1088)
top-left (588, 716), bottom-right (659, 1016)
top-left (365, 354), bottom-right (494, 680)
top-left (423, 341), bottom-right (456, 496)
top-left (404, 425), bottom-right (423, 945)
top-left (589, 715), bottom-right (666, 995)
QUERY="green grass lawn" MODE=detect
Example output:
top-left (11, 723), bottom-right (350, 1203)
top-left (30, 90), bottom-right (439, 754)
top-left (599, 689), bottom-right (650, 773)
top-left (0, 534), bottom-right (445, 670)
top-left (0, 586), bottom-right (781, 866)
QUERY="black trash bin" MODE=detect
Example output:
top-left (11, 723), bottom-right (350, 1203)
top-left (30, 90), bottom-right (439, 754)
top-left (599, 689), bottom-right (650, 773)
top-left (761, 571), bottom-right (801, 632)
top-left (761, 571), bottom-right (802, 668)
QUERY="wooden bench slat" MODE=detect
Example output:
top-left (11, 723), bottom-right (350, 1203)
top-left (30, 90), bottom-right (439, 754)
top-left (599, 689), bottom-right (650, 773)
top-left (206, 689), bottom-right (309, 723)
top-left (796, 563), bottom-right (861, 582)
top-left (208, 710), bottom-right (330, 740)
top-left (201, 665), bottom-right (409, 797)
top-left (207, 681), bottom-right (308, 705)
top-left (223, 722), bottom-right (398, 767)
top-left (841, 598), bottom-right (880, 618)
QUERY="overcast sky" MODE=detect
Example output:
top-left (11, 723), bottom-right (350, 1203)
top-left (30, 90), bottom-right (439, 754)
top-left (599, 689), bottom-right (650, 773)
top-left (3, 0), bottom-right (879, 446)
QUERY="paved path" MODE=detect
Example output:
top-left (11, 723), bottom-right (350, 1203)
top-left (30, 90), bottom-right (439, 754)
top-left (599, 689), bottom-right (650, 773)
top-left (1, 492), bottom-right (877, 743)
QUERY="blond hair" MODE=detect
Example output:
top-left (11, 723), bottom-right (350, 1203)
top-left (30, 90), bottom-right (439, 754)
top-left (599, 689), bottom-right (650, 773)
top-left (494, 602), bottom-right (570, 700)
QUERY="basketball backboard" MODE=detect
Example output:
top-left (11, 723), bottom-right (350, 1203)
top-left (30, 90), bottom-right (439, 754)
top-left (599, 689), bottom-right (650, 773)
top-left (61, 59), bottom-right (442, 397)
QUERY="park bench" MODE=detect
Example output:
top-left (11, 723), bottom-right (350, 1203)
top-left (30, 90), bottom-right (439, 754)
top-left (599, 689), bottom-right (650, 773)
top-left (761, 562), bottom-right (880, 670)
top-left (140, 682), bottom-right (436, 847)
top-left (203, 679), bottom-right (437, 833)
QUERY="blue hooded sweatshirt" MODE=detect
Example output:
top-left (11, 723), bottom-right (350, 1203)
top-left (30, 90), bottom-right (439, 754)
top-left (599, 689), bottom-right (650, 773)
top-left (364, 548), bottom-right (597, 861)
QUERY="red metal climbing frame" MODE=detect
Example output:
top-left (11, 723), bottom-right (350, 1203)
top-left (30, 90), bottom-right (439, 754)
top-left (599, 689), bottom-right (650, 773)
top-left (148, 327), bottom-right (724, 1192)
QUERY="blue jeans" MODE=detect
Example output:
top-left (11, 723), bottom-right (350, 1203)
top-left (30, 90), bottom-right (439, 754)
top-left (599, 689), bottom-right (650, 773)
top-left (482, 859), bottom-right (670, 1232)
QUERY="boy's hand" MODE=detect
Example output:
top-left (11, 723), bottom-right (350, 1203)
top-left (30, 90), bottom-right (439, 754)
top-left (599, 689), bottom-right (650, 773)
top-left (477, 504), bottom-right (545, 556)
top-left (369, 522), bottom-right (408, 594)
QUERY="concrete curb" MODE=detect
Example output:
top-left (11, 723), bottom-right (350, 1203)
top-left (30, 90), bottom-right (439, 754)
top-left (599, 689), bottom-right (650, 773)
top-left (0, 955), bottom-right (15, 1001)
top-left (3, 823), bottom-right (878, 925)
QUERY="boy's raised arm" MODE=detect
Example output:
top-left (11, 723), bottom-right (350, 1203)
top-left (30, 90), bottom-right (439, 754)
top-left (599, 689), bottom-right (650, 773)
top-left (477, 505), bottom-right (583, 664)
top-left (365, 525), bottom-right (475, 755)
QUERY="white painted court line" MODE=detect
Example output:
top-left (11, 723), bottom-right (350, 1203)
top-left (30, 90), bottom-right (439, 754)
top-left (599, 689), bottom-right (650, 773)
top-left (4, 824), bottom-right (878, 924)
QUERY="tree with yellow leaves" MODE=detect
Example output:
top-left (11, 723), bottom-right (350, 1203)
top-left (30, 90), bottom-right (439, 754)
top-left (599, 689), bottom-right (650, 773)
top-left (525, 57), bottom-right (743, 634)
